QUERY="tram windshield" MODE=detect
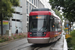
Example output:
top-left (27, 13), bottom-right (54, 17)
top-left (29, 15), bottom-right (49, 32)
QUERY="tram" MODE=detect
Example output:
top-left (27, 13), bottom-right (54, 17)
top-left (27, 8), bottom-right (62, 44)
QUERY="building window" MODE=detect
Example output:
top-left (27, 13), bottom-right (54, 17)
top-left (32, 6), bottom-right (34, 9)
top-left (32, 0), bottom-right (33, 3)
top-left (35, 0), bottom-right (37, 6)
top-left (29, 0), bottom-right (32, 3)
top-left (36, 0), bottom-right (38, 6)
top-left (12, 19), bottom-right (21, 22)
top-left (31, 5), bottom-right (32, 11)
top-left (27, 16), bottom-right (29, 21)
top-left (26, 1), bottom-right (28, 14)
top-left (29, 4), bottom-right (31, 13)
top-left (34, 0), bottom-right (35, 5)
top-left (29, 0), bottom-right (31, 1)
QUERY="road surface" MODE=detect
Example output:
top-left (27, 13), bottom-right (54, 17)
top-left (0, 35), bottom-right (65, 50)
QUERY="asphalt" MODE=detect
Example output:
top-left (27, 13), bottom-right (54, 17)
top-left (0, 31), bottom-right (68, 50)
top-left (0, 38), bottom-right (25, 47)
top-left (0, 36), bottom-right (68, 50)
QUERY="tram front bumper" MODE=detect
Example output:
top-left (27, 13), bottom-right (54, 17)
top-left (27, 37), bottom-right (50, 44)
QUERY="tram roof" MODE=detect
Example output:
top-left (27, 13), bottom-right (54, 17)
top-left (29, 11), bottom-right (52, 16)
top-left (29, 8), bottom-right (61, 20)
top-left (32, 8), bottom-right (51, 11)
top-left (29, 11), bottom-right (61, 20)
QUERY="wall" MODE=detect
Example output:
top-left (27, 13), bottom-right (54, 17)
top-left (0, 21), bottom-right (9, 34)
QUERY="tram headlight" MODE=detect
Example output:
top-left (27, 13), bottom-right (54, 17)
top-left (28, 32), bottom-right (32, 34)
top-left (28, 32), bottom-right (32, 36)
top-left (44, 32), bottom-right (46, 34)
top-left (42, 32), bottom-right (46, 36)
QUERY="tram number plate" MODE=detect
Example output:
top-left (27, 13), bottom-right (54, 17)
top-left (34, 33), bottom-right (41, 35)
top-left (37, 33), bottom-right (41, 35)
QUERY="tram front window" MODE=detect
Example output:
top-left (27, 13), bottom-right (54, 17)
top-left (30, 20), bottom-right (47, 31)
top-left (29, 15), bottom-right (49, 32)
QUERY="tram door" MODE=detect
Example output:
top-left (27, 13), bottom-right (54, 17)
top-left (50, 16), bottom-right (55, 38)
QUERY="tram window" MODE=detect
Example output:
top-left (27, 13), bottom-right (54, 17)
top-left (29, 20), bottom-right (49, 31)
top-left (52, 18), bottom-right (55, 31)
top-left (57, 22), bottom-right (62, 32)
top-left (47, 19), bottom-right (50, 31)
top-left (55, 23), bottom-right (58, 31)
top-left (50, 17), bottom-right (53, 31)
top-left (54, 17), bottom-right (58, 31)
top-left (29, 15), bottom-right (50, 32)
top-left (50, 16), bottom-right (55, 31)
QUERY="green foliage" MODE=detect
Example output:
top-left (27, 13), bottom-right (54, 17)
top-left (53, 9), bottom-right (63, 21)
top-left (0, 36), bottom-right (12, 42)
top-left (0, 33), bottom-right (26, 43)
top-left (64, 29), bottom-right (67, 32)
top-left (67, 37), bottom-right (72, 47)
top-left (49, 0), bottom-right (75, 22)
top-left (67, 30), bottom-right (75, 50)
top-left (0, 0), bottom-right (19, 20)
top-left (10, 0), bottom-right (19, 6)
top-left (0, 0), bottom-right (19, 36)
top-left (70, 30), bottom-right (75, 37)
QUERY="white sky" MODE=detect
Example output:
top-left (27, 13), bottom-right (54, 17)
top-left (40, 0), bottom-right (51, 9)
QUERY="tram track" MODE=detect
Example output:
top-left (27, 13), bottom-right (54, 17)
top-left (11, 41), bottom-right (58, 50)
top-left (32, 43), bottom-right (56, 50)
top-left (32, 42), bottom-right (57, 50)
top-left (12, 37), bottom-right (61, 50)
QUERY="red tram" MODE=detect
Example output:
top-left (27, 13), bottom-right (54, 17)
top-left (27, 8), bottom-right (62, 44)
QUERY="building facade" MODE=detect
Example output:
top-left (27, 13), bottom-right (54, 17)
top-left (22, 0), bottom-right (44, 33)
top-left (0, 0), bottom-right (44, 34)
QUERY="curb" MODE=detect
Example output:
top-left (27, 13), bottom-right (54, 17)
top-left (63, 35), bottom-right (68, 50)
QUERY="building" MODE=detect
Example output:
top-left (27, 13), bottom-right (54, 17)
top-left (0, 20), bottom-right (9, 34)
top-left (22, 0), bottom-right (44, 33)
top-left (0, 0), bottom-right (44, 34)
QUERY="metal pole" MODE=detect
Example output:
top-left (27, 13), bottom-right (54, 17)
top-left (1, 13), bottom-right (3, 36)
top-left (9, 18), bottom-right (12, 36)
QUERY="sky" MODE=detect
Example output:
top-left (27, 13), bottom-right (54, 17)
top-left (40, 0), bottom-right (51, 9)
top-left (40, 0), bottom-right (56, 15)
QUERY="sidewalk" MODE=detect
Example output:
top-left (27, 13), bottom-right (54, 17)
top-left (0, 33), bottom-right (27, 47)
top-left (50, 35), bottom-right (68, 50)
top-left (63, 35), bottom-right (68, 50)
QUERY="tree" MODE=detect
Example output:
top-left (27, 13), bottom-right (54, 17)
top-left (0, 0), bottom-right (19, 36)
top-left (53, 8), bottom-right (63, 21)
top-left (49, 0), bottom-right (75, 22)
